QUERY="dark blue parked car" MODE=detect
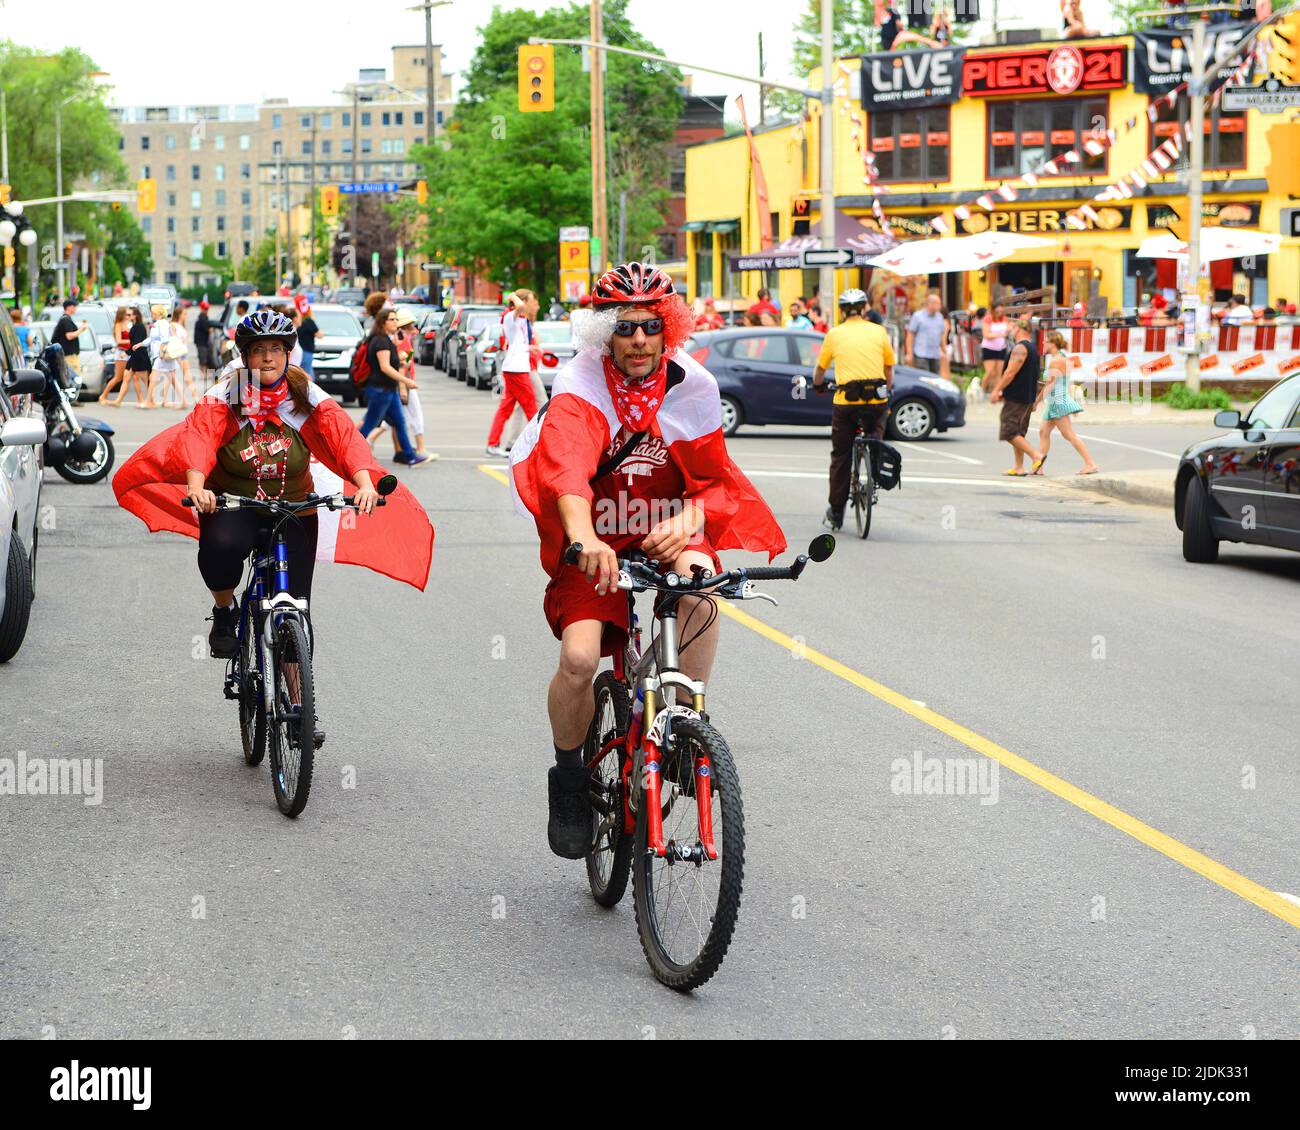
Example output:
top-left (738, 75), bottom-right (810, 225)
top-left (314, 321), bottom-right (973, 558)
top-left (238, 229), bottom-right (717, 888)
top-left (686, 327), bottom-right (965, 441)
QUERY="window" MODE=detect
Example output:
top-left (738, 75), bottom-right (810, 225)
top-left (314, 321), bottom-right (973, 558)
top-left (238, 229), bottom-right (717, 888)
top-left (718, 227), bottom-right (742, 295)
top-left (1246, 381), bottom-right (1299, 430)
top-left (870, 107), bottom-right (950, 182)
top-left (342, 111), bottom-right (351, 128)
top-left (118, 136), bottom-right (124, 150)
top-left (361, 111), bottom-right (372, 127)
top-left (217, 240), bottom-right (227, 258)
top-left (214, 134), bottom-right (224, 150)
top-left (322, 139), bottom-right (332, 156)
top-left (694, 234), bottom-right (714, 299)
top-left (141, 136), bottom-right (150, 150)
top-left (191, 164), bottom-right (201, 180)
top-left (242, 240), bottom-right (252, 256)
top-left (239, 134), bottom-right (250, 150)
top-left (166, 216), bottom-right (175, 233)
top-left (988, 98), bottom-right (1108, 179)
top-left (361, 138), bottom-right (372, 154)
top-left (272, 112), bottom-right (282, 129)
top-left (320, 112), bottom-right (333, 129)
top-left (165, 134), bottom-right (176, 150)
top-left (141, 217), bottom-right (152, 235)
top-left (242, 215), bottom-right (252, 231)
top-left (191, 240), bottom-right (204, 259)
top-left (726, 335), bottom-right (791, 363)
top-left (395, 112), bottom-right (403, 126)
top-left (300, 114), bottom-right (312, 128)
top-left (381, 138), bottom-right (392, 154)
top-left (394, 138), bottom-right (405, 154)
top-left (215, 189), bottom-right (226, 206)
top-left (216, 216), bottom-right (226, 232)
top-left (188, 132), bottom-right (199, 150)
top-left (414, 111), bottom-right (424, 126)
top-left (240, 190), bottom-right (251, 206)
top-left (241, 163), bottom-right (251, 179)
top-left (141, 164), bottom-right (151, 179)
top-left (272, 140), bottom-right (283, 156)
top-left (436, 110), bottom-right (444, 125)
top-left (1149, 99), bottom-right (1244, 171)
top-left (165, 164), bottom-right (176, 181)
top-left (191, 216), bottom-right (200, 233)
top-left (361, 163), bottom-right (372, 177)
top-left (382, 112), bottom-right (391, 126)
top-left (167, 240), bottom-right (177, 258)
top-left (215, 164), bottom-right (225, 181)
top-left (166, 191), bottom-right (176, 207)
top-left (191, 190), bottom-right (202, 208)
top-left (341, 138), bottom-right (353, 155)
top-left (301, 140), bottom-right (313, 155)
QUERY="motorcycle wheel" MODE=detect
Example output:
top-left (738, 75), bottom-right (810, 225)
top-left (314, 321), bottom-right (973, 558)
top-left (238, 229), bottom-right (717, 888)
top-left (55, 431), bottom-right (115, 484)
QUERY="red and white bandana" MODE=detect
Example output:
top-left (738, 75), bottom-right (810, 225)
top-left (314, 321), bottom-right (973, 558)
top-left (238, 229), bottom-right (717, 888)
top-left (242, 374), bottom-right (291, 433)
top-left (602, 353), bottom-right (667, 432)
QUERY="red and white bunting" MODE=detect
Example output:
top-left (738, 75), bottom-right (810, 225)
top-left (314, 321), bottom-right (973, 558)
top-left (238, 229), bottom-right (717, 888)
top-left (996, 184), bottom-right (1018, 202)
top-left (976, 194), bottom-right (995, 211)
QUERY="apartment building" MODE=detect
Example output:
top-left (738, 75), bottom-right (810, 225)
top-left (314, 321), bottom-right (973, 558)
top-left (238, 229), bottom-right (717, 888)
top-left (109, 45), bottom-right (453, 288)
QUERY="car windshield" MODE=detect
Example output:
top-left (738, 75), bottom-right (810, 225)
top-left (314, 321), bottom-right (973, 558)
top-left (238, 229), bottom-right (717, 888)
top-left (312, 310), bottom-right (362, 338)
top-left (81, 310), bottom-right (112, 338)
top-left (534, 323), bottom-right (571, 344)
top-left (465, 313), bottom-right (498, 336)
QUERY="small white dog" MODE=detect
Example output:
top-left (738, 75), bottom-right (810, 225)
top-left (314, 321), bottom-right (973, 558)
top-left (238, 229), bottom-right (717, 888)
top-left (965, 374), bottom-right (988, 405)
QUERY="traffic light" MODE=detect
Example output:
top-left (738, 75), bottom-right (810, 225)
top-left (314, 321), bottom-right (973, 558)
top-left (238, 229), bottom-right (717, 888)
top-left (111, 201), bottom-right (121, 212)
top-left (1270, 11), bottom-right (1300, 85)
top-left (136, 177), bottom-right (156, 214)
top-left (0, 183), bottom-right (10, 205)
top-left (321, 184), bottom-right (339, 217)
top-left (416, 179), bottom-right (428, 206)
top-left (518, 44), bottom-right (555, 113)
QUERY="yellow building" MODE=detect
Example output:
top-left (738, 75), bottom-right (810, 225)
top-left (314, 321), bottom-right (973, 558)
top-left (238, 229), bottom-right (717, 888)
top-left (686, 33), bottom-right (1300, 319)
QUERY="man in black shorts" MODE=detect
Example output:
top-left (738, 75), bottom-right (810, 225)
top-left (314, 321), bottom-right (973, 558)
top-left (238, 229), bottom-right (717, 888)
top-left (990, 319), bottom-right (1044, 476)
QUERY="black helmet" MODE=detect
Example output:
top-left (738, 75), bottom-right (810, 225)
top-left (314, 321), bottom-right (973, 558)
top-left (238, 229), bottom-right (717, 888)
top-left (235, 308), bottom-right (297, 362)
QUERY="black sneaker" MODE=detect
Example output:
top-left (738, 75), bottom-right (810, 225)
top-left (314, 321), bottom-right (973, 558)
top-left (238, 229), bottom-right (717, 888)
top-left (547, 765), bottom-right (593, 859)
top-left (209, 602), bottom-right (238, 659)
top-left (824, 506), bottom-right (844, 531)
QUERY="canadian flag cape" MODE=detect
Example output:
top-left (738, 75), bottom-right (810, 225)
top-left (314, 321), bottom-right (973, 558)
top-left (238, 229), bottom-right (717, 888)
top-left (509, 346), bottom-right (786, 574)
top-left (112, 374), bottom-right (434, 590)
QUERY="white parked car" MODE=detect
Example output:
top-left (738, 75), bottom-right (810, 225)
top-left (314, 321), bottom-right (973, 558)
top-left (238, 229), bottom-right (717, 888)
top-left (31, 321), bottom-right (105, 399)
top-left (0, 316), bottom-right (47, 662)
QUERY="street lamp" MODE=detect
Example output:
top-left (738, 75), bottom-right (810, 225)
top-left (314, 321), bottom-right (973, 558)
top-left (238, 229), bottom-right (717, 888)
top-left (406, 1), bottom-right (451, 153)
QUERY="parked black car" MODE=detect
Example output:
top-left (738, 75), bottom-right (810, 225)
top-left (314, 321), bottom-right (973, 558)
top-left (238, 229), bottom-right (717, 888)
top-left (1176, 373), bottom-right (1300, 561)
top-left (685, 327), bottom-right (965, 441)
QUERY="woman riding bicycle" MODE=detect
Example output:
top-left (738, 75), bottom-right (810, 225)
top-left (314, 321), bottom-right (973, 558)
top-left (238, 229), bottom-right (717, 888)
top-left (113, 308), bottom-right (435, 656)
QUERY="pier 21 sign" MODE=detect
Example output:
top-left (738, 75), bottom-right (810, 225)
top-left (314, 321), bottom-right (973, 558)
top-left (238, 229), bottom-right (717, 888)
top-left (962, 45), bottom-right (1127, 98)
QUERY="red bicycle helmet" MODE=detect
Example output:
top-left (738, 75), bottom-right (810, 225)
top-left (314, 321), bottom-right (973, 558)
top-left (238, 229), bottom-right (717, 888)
top-left (591, 261), bottom-right (675, 307)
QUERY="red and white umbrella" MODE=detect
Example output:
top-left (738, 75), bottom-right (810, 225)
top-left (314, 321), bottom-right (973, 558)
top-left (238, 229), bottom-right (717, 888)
top-left (865, 232), bottom-right (1052, 275)
top-left (1135, 227), bottom-right (1281, 263)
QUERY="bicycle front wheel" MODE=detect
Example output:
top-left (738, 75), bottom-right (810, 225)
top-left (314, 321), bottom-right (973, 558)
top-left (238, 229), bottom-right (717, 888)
top-left (268, 617), bottom-right (315, 817)
top-left (852, 442), bottom-right (874, 539)
top-left (586, 671), bottom-right (633, 908)
top-left (632, 716), bottom-right (743, 991)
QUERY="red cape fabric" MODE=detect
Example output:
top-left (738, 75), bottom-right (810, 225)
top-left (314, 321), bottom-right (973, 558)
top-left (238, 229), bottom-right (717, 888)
top-left (112, 393), bottom-right (434, 590)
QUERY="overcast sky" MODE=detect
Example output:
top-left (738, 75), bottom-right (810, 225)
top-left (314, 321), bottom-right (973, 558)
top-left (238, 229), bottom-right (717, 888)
top-left (2, 0), bottom-right (1119, 108)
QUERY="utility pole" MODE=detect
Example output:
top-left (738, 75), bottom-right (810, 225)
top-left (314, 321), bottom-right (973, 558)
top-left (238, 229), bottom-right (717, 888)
top-left (275, 150), bottom-right (283, 288)
top-left (1185, 18), bottom-right (1207, 394)
top-left (56, 106), bottom-right (64, 298)
top-left (618, 189), bottom-right (627, 263)
top-left (590, 0), bottom-right (608, 274)
top-left (819, 0), bottom-right (835, 325)
top-left (758, 33), bottom-right (767, 127)
top-left (1, 90), bottom-right (8, 183)
top-left (351, 88), bottom-right (359, 285)
top-left (309, 113), bottom-right (317, 286)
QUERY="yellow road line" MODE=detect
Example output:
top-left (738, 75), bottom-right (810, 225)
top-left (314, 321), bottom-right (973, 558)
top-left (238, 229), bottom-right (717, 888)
top-left (476, 463), bottom-right (1299, 930)
top-left (718, 599), bottom-right (1300, 931)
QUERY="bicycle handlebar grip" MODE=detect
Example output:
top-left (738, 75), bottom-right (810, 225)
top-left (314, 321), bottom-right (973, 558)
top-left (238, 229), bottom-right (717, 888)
top-left (181, 497), bottom-right (193, 507)
top-left (742, 565), bottom-right (796, 581)
top-left (563, 542), bottom-right (583, 566)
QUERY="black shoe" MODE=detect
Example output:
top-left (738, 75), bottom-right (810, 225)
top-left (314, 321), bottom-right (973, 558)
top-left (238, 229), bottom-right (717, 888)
top-left (393, 451), bottom-right (411, 465)
top-left (824, 506), bottom-right (844, 531)
top-left (209, 602), bottom-right (238, 658)
top-left (547, 765), bottom-right (593, 859)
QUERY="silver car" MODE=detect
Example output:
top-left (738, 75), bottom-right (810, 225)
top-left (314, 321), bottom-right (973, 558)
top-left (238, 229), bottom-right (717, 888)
top-left (0, 317), bottom-right (47, 662)
top-left (31, 322), bottom-right (105, 399)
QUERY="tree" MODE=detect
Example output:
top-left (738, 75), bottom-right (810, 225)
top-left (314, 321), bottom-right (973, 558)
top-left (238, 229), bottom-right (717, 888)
top-left (103, 205), bottom-right (154, 281)
top-left (333, 193), bottom-right (401, 282)
top-left (410, 1), bottom-right (682, 295)
top-left (242, 232), bottom-right (278, 295)
top-left (0, 42), bottom-right (128, 296)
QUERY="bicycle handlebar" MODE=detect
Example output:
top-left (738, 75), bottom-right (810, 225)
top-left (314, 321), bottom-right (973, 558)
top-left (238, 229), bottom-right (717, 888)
top-left (563, 541), bottom-right (813, 597)
top-left (182, 493), bottom-right (387, 511)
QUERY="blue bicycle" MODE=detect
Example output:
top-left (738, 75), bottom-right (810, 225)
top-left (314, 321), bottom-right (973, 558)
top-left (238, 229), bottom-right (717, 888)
top-left (185, 484), bottom-right (391, 816)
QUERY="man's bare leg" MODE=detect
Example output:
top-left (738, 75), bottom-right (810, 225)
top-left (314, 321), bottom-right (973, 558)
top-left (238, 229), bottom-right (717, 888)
top-left (548, 618), bottom-right (603, 751)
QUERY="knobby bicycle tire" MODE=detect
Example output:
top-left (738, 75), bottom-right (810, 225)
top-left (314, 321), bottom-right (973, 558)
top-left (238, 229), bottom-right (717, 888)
top-left (268, 617), bottom-right (315, 817)
top-left (853, 441), bottom-right (874, 539)
top-left (586, 671), bottom-right (634, 907)
top-left (632, 716), bottom-right (744, 991)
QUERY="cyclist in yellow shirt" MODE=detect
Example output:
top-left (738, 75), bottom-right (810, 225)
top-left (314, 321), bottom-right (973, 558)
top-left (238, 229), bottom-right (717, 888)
top-left (811, 289), bottom-right (895, 529)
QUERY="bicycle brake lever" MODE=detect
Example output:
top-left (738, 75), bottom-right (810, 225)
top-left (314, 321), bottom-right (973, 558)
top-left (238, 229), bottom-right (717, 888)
top-left (615, 569), bottom-right (635, 591)
top-left (740, 581), bottom-right (778, 606)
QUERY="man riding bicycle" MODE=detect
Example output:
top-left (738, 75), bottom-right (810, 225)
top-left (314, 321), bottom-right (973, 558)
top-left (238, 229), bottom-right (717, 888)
top-left (812, 288), bottom-right (895, 530)
top-left (113, 308), bottom-right (435, 666)
top-left (509, 261), bottom-right (786, 858)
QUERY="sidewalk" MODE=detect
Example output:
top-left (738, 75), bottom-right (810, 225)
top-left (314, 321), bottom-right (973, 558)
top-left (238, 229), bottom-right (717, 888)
top-left (962, 401), bottom-right (1221, 427)
top-left (1052, 467), bottom-right (1175, 509)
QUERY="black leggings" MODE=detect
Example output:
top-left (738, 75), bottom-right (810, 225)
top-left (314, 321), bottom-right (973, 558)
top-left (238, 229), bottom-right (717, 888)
top-left (197, 510), bottom-right (318, 599)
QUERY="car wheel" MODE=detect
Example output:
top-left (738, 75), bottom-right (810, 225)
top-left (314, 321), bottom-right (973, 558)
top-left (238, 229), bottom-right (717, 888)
top-left (0, 532), bottom-right (34, 663)
top-left (1182, 476), bottom-right (1219, 563)
top-left (888, 398), bottom-right (935, 441)
top-left (719, 395), bottom-right (744, 437)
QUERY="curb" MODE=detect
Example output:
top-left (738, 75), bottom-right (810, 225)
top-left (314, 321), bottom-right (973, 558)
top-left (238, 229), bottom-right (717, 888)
top-left (1062, 473), bottom-right (1174, 509)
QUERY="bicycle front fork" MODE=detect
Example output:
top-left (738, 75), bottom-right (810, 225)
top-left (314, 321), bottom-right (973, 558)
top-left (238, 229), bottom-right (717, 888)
top-left (636, 681), bottom-right (718, 862)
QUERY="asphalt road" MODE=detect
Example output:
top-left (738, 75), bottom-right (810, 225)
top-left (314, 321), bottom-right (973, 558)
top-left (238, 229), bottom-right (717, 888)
top-left (2, 367), bottom-right (1296, 1039)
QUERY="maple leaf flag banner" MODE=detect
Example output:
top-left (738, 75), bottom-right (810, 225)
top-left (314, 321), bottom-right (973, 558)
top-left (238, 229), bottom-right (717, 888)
top-left (113, 376), bottom-right (435, 590)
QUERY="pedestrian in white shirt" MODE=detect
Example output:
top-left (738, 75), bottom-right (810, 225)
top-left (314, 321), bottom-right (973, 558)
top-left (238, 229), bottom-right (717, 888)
top-left (1224, 294), bottom-right (1255, 326)
top-left (485, 289), bottom-right (540, 456)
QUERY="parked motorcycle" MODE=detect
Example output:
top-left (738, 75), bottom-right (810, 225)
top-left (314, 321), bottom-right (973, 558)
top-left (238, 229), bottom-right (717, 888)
top-left (33, 344), bottom-right (115, 484)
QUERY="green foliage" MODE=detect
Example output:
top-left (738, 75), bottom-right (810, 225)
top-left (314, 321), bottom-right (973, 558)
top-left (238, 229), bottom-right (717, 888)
top-left (1162, 384), bottom-right (1233, 410)
top-left (412, 0), bottom-right (682, 295)
top-left (103, 205), bottom-right (154, 281)
top-left (241, 231), bottom-right (279, 295)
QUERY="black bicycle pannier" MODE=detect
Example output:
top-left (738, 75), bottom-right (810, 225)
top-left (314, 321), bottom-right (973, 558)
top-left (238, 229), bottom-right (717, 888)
top-left (872, 441), bottom-right (902, 491)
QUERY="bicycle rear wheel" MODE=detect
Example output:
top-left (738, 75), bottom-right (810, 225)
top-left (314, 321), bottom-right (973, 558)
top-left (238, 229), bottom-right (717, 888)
top-left (632, 716), bottom-right (743, 991)
top-left (267, 617), bottom-right (315, 817)
top-left (585, 671), bottom-right (633, 907)
top-left (237, 609), bottom-right (266, 767)
top-left (852, 442), bottom-right (874, 539)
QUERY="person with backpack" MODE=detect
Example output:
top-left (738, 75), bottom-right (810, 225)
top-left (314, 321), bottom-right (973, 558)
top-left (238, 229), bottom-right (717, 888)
top-left (353, 309), bottom-right (434, 467)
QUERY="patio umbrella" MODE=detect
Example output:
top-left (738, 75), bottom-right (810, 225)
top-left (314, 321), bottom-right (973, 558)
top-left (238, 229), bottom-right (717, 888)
top-left (1135, 227), bottom-right (1281, 262)
top-left (865, 232), bottom-right (1052, 275)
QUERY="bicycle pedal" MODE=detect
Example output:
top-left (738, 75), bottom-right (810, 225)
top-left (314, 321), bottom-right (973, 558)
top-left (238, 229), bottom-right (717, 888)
top-left (222, 683), bottom-right (239, 701)
top-left (313, 730), bottom-right (326, 750)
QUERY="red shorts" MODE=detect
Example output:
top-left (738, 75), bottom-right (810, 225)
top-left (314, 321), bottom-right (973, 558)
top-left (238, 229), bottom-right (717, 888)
top-left (543, 538), bottom-right (721, 657)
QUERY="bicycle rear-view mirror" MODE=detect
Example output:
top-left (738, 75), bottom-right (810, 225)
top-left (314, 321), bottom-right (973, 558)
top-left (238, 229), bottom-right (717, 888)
top-left (808, 534), bottom-right (836, 563)
top-left (376, 475), bottom-right (398, 496)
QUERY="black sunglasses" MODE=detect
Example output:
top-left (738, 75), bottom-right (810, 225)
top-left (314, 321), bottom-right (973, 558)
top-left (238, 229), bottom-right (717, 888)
top-left (612, 317), bottom-right (663, 337)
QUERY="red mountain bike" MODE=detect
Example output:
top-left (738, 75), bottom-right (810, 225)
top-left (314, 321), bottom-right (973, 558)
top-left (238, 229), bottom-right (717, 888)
top-left (565, 535), bottom-right (836, 990)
